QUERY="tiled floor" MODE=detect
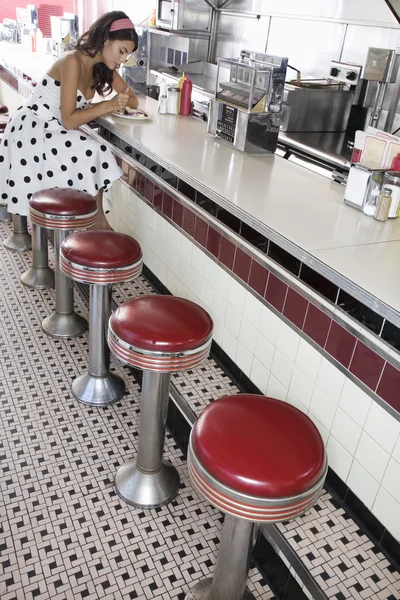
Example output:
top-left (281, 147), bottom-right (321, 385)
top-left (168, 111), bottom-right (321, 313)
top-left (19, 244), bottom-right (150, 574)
top-left (1, 221), bottom-right (400, 600)
top-left (0, 223), bottom-right (273, 600)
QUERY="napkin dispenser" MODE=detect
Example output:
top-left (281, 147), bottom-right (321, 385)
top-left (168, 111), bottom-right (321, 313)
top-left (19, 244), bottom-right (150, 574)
top-left (344, 163), bottom-right (385, 211)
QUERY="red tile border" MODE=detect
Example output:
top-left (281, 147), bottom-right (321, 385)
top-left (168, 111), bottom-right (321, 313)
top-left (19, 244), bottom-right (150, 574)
top-left (325, 322), bottom-right (357, 369)
top-left (193, 216), bottom-right (208, 246)
top-left (118, 161), bottom-right (400, 420)
top-left (249, 260), bottom-right (269, 297)
top-left (206, 228), bottom-right (222, 258)
top-left (265, 273), bottom-right (287, 312)
top-left (303, 304), bottom-right (331, 348)
top-left (219, 237), bottom-right (235, 270)
top-left (349, 340), bottom-right (386, 392)
top-left (283, 288), bottom-right (308, 330)
top-left (377, 362), bottom-right (400, 412)
top-left (233, 248), bottom-right (252, 283)
top-left (144, 179), bottom-right (154, 203)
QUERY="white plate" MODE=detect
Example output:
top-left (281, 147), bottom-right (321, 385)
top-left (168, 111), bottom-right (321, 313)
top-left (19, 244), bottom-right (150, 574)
top-left (112, 109), bottom-right (151, 121)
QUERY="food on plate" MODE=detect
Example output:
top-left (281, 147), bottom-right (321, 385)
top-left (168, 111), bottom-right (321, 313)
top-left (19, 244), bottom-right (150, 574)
top-left (121, 107), bottom-right (149, 118)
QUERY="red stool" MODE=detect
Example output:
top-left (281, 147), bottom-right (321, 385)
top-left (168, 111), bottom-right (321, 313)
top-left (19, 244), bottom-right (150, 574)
top-left (29, 189), bottom-right (98, 338)
top-left (108, 296), bottom-right (213, 508)
top-left (185, 394), bottom-right (327, 600)
top-left (60, 231), bottom-right (143, 406)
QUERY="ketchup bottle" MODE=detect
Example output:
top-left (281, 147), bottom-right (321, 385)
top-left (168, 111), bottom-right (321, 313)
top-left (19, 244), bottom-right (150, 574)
top-left (179, 75), bottom-right (192, 116)
top-left (391, 153), bottom-right (400, 171)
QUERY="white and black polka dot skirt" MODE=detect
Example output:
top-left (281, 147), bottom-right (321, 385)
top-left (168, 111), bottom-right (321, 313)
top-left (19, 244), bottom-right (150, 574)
top-left (0, 74), bottom-right (122, 215)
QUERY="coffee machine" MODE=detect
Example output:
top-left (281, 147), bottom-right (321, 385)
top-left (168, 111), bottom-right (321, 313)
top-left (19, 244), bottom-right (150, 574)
top-left (207, 50), bottom-right (288, 154)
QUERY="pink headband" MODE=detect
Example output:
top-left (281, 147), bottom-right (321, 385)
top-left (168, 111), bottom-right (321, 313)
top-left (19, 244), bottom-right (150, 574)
top-left (110, 18), bottom-right (135, 32)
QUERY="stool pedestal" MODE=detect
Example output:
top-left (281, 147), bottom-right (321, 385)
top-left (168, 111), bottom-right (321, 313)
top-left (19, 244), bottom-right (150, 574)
top-left (3, 215), bottom-right (32, 252)
top-left (72, 284), bottom-right (125, 406)
top-left (21, 224), bottom-right (55, 289)
top-left (115, 370), bottom-right (180, 508)
top-left (0, 205), bottom-right (11, 222)
top-left (185, 516), bottom-right (257, 600)
top-left (42, 229), bottom-right (87, 338)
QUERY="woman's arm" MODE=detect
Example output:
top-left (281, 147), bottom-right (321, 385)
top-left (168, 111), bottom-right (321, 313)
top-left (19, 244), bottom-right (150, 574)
top-left (58, 56), bottom-right (129, 129)
top-left (112, 71), bottom-right (139, 109)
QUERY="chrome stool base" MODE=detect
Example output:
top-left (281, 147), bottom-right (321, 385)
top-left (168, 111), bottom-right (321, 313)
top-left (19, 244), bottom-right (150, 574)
top-left (0, 205), bottom-right (11, 222)
top-left (184, 580), bottom-right (255, 600)
top-left (42, 311), bottom-right (87, 339)
top-left (3, 215), bottom-right (32, 251)
top-left (21, 266), bottom-right (55, 289)
top-left (72, 372), bottom-right (125, 407)
top-left (115, 458), bottom-right (180, 509)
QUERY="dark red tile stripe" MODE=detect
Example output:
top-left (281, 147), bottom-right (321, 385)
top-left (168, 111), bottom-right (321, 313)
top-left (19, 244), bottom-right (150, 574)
top-left (350, 340), bottom-right (385, 392)
top-left (377, 363), bottom-right (400, 412)
top-left (283, 288), bottom-right (308, 330)
top-left (325, 322), bottom-right (357, 369)
top-left (122, 171), bottom-right (400, 417)
top-left (303, 304), bottom-right (331, 348)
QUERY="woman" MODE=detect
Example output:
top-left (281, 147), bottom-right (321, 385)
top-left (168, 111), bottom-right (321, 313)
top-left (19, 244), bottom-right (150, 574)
top-left (0, 11), bottom-right (139, 230)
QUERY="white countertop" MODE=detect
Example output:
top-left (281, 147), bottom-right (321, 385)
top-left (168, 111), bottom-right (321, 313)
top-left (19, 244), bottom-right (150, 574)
top-left (100, 97), bottom-right (400, 319)
top-left (2, 45), bottom-right (400, 321)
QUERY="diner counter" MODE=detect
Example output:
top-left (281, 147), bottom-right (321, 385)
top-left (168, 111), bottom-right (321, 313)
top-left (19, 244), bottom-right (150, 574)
top-left (2, 44), bottom-right (400, 327)
top-left (99, 98), bottom-right (400, 326)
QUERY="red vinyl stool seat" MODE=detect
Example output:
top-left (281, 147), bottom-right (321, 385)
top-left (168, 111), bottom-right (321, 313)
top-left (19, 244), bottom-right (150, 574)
top-left (185, 394), bottom-right (327, 600)
top-left (28, 188), bottom-right (98, 339)
top-left (60, 231), bottom-right (143, 406)
top-left (0, 104), bottom-right (8, 114)
top-left (108, 295), bottom-right (213, 509)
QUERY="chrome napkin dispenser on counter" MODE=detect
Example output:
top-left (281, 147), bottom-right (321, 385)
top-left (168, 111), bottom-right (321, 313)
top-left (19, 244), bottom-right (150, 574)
top-left (344, 163), bottom-right (385, 211)
top-left (207, 50), bottom-right (288, 154)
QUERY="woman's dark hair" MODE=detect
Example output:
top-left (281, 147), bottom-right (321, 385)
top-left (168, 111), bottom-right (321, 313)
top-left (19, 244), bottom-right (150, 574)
top-left (75, 11), bottom-right (138, 95)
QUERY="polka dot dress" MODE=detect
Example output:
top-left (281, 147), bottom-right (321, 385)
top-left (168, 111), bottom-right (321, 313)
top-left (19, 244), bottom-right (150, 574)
top-left (0, 75), bottom-right (122, 215)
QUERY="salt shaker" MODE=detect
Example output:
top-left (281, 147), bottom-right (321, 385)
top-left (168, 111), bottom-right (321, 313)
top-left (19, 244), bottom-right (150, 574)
top-left (167, 87), bottom-right (179, 115)
top-left (374, 187), bottom-right (392, 222)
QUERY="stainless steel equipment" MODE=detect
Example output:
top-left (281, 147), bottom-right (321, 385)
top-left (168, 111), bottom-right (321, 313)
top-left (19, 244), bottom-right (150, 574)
top-left (207, 50), bottom-right (288, 154)
top-left (156, 0), bottom-right (212, 32)
top-left (121, 27), bottom-right (148, 95)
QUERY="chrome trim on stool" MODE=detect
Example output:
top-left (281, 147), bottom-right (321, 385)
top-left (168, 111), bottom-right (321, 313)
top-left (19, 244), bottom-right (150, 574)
top-left (60, 254), bottom-right (143, 285)
top-left (29, 206), bottom-right (98, 230)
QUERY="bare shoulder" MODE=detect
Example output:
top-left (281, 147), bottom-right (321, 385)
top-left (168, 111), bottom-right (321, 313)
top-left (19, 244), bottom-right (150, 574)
top-left (47, 52), bottom-right (81, 81)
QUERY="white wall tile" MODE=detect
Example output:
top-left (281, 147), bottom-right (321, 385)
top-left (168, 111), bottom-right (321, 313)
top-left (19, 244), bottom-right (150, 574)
top-left (228, 278), bottom-right (246, 314)
top-left (222, 328), bottom-right (238, 361)
top-left (156, 258), bottom-right (168, 286)
top-left (236, 343), bottom-right (253, 376)
top-left (210, 293), bottom-right (226, 327)
top-left (363, 402), bottom-right (400, 454)
top-left (189, 268), bottom-right (202, 301)
top-left (276, 321), bottom-right (300, 363)
top-left (295, 338), bottom-right (322, 381)
top-left (326, 436), bottom-right (353, 482)
top-left (347, 460), bottom-right (379, 509)
top-left (254, 332), bottom-right (274, 372)
top-left (373, 488), bottom-right (400, 541)
top-left (286, 393), bottom-right (307, 413)
top-left (166, 247), bottom-right (180, 274)
top-left (158, 239), bottom-right (169, 266)
top-left (177, 256), bottom-right (191, 285)
top-left (167, 269), bottom-right (178, 295)
top-left (316, 357), bottom-right (345, 404)
top-left (330, 408), bottom-right (362, 455)
top-left (180, 234), bottom-right (193, 265)
top-left (213, 266), bottom-right (232, 300)
top-left (250, 358), bottom-right (270, 394)
top-left (309, 386), bottom-right (337, 431)
top-left (212, 317), bottom-right (224, 346)
top-left (243, 292), bottom-right (262, 329)
top-left (307, 413), bottom-right (329, 446)
top-left (381, 457), bottom-right (400, 504)
top-left (200, 279), bottom-right (214, 312)
top-left (170, 228), bottom-right (182, 256)
top-left (225, 304), bottom-right (242, 338)
top-left (175, 278), bottom-right (188, 299)
top-left (288, 367), bottom-right (314, 410)
top-left (267, 374), bottom-right (288, 401)
top-left (191, 245), bottom-right (205, 275)
top-left (338, 376), bottom-right (372, 428)
top-left (392, 434), bottom-right (400, 464)
top-left (259, 304), bottom-right (280, 346)
top-left (239, 318), bottom-right (257, 354)
top-left (271, 349), bottom-right (294, 389)
top-left (354, 432), bottom-right (390, 483)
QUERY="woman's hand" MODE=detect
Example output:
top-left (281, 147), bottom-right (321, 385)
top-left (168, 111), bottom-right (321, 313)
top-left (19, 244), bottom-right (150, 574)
top-left (105, 90), bottom-right (130, 114)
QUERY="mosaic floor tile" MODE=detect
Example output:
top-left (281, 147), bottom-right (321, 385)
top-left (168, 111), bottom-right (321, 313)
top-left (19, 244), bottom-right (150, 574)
top-left (0, 222), bottom-right (274, 600)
